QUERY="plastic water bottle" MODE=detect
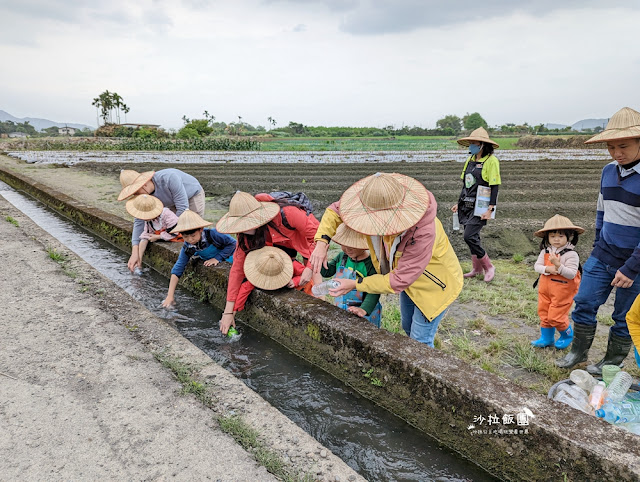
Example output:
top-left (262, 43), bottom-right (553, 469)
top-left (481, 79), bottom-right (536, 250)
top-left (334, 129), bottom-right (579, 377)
top-left (556, 383), bottom-right (589, 403)
top-left (620, 422), bottom-right (640, 435)
top-left (603, 371), bottom-right (633, 403)
top-left (569, 369), bottom-right (598, 393)
top-left (553, 391), bottom-right (592, 414)
top-left (452, 212), bottom-right (460, 231)
top-left (602, 365), bottom-right (621, 386)
top-left (595, 400), bottom-right (640, 424)
top-left (589, 381), bottom-right (606, 410)
top-left (133, 267), bottom-right (143, 276)
top-left (312, 279), bottom-right (340, 297)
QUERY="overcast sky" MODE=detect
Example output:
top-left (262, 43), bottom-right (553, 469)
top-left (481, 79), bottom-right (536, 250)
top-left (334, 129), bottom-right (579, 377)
top-left (1, 0), bottom-right (639, 130)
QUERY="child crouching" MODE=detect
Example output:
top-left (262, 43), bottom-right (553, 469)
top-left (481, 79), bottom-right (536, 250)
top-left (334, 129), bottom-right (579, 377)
top-left (320, 224), bottom-right (382, 327)
top-left (161, 210), bottom-right (236, 308)
top-left (531, 214), bottom-right (583, 349)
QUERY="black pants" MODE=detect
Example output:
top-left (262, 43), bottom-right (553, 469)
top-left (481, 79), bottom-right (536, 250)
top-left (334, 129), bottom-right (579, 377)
top-left (463, 221), bottom-right (486, 258)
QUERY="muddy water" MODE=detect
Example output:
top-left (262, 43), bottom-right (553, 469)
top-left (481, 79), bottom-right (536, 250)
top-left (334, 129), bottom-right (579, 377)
top-left (0, 182), bottom-right (496, 482)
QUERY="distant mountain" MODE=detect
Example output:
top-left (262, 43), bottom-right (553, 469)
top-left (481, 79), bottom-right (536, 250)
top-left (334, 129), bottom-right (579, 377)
top-left (571, 118), bottom-right (608, 132)
top-left (545, 123), bottom-right (567, 130)
top-left (0, 110), bottom-right (94, 131)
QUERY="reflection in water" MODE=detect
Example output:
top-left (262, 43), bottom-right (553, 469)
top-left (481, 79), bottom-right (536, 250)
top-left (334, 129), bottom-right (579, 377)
top-left (0, 183), bottom-right (495, 482)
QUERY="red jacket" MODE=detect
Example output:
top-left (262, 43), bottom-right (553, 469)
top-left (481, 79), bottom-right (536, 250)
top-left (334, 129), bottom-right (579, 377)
top-left (227, 195), bottom-right (319, 303)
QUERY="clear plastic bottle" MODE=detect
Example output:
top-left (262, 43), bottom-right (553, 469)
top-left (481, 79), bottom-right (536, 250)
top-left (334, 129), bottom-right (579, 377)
top-left (452, 212), bottom-right (460, 231)
top-left (133, 267), bottom-right (143, 276)
top-left (602, 365), bottom-right (621, 386)
top-left (554, 391), bottom-right (593, 414)
top-left (595, 400), bottom-right (640, 424)
top-left (603, 371), bottom-right (633, 403)
top-left (556, 383), bottom-right (589, 403)
top-left (569, 369), bottom-right (598, 393)
top-left (620, 422), bottom-right (640, 435)
top-left (589, 381), bottom-right (606, 410)
top-left (312, 279), bottom-right (340, 297)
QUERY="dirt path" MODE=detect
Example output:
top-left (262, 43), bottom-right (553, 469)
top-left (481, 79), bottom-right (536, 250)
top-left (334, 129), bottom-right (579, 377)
top-left (0, 196), bottom-right (361, 481)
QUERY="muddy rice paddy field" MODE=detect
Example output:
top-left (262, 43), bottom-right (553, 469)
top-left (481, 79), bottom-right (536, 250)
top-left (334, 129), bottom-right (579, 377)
top-left (3, 152), bottom-right (637, 397)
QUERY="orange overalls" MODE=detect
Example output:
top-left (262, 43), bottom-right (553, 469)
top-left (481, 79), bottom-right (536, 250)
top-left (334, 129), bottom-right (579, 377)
top-left (538, 252), bottom-right (581, 330)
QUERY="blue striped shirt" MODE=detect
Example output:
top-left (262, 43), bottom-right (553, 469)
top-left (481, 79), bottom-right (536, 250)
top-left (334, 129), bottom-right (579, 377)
top-left (592, 161), bottom-right (640, 279)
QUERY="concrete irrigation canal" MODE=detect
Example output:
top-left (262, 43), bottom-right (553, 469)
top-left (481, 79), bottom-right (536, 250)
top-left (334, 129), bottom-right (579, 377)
top-left (1, 160), bottom-right (640, 481)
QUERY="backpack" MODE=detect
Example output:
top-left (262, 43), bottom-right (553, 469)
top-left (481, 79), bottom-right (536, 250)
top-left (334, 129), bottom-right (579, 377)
top-left (532, 247), bottom-right (582, 288)
top-left (268, 191), bottom-right (314, 215)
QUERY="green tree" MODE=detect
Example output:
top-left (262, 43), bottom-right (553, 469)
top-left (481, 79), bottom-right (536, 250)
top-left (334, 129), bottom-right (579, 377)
top-left (436, 115), bottom-right (462, 134)
top-left (92, 90), bottom-right (130, 125)
top-left (42, 126), bottom-right (61, 137)
top-left (462, 112), bottom-right (488, 131)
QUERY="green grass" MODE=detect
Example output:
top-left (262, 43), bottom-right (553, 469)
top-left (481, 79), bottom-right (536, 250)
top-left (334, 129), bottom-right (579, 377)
top-left (153, 352), bottom-right (212, 405)
top-left (506, 340), bottom-right (564, 380)
top-left (5, 216), bottom-right (19, 227)
top-left (46, 246), bottom-right (67, 263)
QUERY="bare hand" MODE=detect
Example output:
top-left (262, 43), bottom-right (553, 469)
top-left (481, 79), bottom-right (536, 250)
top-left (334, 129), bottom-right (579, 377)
top-left (219, 313), bottom-right (236, 335)
top-left (329, 278), bottom-right (357, 297)
top-left (611, 270), bottom-right (634, 289)
top-left (310, 242), bottom-right (329, 274)
top-left (161, 297), bottom-right (175, 309)
top-left (203, 258), bottom-right (220, 267)
top-left (545, 266), bottom-right (559, 275)
top-left (298, 267), bottom-right (313, 286)
top-left (287, 279), bottom-right (296, 289)
top-left (451, 204), bottom-right (458, 213)
top-left (127, 253), bottom-right (141, 272)
top-left (347, 306), bottom-right (367, 318)
top-left (549, 253), bottom-right (561, 268)
top-left (148, 234), bottom-right (161, 242)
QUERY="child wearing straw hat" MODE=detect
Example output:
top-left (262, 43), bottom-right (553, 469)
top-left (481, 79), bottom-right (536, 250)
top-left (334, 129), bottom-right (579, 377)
top-left (310, 172), bottom-right (463, 348)
top-left (161, 210), bottom-right (236, 309)
top-left (125, 194), bottom-right (182, 273)
top-left (233, 246), bottom-right (309, 312)
top-left (216, 191), bottom-right (321, 335)
top-left (319, 224), bottom-right (382, 327)
top-left (451, 127), bottom-right (501, 282)
top-left (531, 215), bottom-right (583, 350)
top-left (118, 168), bottom-right (205, 274)
top-left (557, 107), bottom-right (640, 373)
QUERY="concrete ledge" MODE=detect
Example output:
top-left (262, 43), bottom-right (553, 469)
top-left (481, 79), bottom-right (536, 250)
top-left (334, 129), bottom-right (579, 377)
top-left (2, 165), bottom-right (640, 481)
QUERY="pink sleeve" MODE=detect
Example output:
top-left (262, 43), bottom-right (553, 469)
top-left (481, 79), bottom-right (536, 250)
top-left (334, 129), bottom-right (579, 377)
top-left (534, 250), bottom-right (547, 275)
top-left (557, 251), bottom-right (580, 279)
top-left (389, 223), bottom-right (436, 292)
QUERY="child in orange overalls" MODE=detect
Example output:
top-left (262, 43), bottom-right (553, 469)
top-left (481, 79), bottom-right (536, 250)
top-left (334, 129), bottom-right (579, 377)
top-left (531, 215), bottom-right (584, 349)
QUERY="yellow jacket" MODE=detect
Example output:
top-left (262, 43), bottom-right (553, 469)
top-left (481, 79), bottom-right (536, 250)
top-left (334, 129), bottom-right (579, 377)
top-left (627, 294), bottom-right (640, 348)
top-left (315, 193), bottom-right (463, 321)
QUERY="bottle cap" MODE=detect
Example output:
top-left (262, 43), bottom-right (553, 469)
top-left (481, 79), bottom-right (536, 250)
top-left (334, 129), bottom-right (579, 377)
top-left (595, 409), bottom-right (605, 418)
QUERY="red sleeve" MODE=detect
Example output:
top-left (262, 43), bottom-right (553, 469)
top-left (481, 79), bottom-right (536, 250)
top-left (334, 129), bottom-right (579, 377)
top-left (234, 280), bottom-right (255, 312)
top-left (280, 206), bottom-right (319, 266)
top-left (226, 244), bottom-right (247, 302)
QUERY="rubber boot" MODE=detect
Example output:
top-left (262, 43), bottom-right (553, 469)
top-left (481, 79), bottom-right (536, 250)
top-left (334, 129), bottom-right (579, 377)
top-left (586, 331), bottom-right (633, 376)
top-left (531, 327), bottom-right (555, 348)
top-left (479, 254), bottom-right (495, 282)
top-left (555, 323), bottom-right (596, 369)
top-left (463, 255), bottom-right (483, 278)
top-left (554, 324), bottom-right (573, 350)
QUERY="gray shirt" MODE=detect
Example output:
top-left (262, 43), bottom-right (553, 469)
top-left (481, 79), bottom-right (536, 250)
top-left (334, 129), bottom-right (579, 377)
top-left (132, 169), bottom-right (203, 245)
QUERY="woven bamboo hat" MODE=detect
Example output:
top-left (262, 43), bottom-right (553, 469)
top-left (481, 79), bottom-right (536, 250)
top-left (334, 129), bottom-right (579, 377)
top-left (216, 191), bottom-right (280, 234)
top-left (585, 107), bottom-right (640, 144)
top-left (339, 173), bottom-right (430, 236)
top-left (119, 169), bottom-right (140, 188)
top-left (457, 127), bottom-right (500, 149)
top-left (125, 194), bottom-right (163, 220)
top-left (332, 223), bottom-right (369, 250)
top-left (534, 214), bottom-right (585, 238)
top-left (117, 171), bottom-right (155, 201)
top-left (169, 209), bottom-right (212, 234)
top-left (244, 246), bottom-right (293, 290)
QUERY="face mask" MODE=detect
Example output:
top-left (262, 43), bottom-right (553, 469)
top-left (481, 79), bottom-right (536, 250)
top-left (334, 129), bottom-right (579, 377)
top-left (469, 144), bottom-right (481, 155)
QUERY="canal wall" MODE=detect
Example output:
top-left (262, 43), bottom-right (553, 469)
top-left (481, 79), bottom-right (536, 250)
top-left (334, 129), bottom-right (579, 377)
top-left (2, 165), bottom-right (639, 481)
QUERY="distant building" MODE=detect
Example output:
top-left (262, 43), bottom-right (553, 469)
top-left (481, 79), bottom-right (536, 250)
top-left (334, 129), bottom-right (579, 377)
top-left (58, 127), bottom-right (76, 135)
top-left (8, 132), bottom-right (27, 138)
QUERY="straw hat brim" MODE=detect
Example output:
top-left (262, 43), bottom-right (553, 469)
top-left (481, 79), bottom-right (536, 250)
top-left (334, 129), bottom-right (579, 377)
top-left (332, 223), bottom-right (369, 250)
top-left (457, 136), bottom-right (500, 149)
top-left (120, 169), bottom-right (141, 188)
top-left (117, 171), bottom-right (155, 201)
top-left (125, 195), bottom-right (163, 220)
top-left (216, 202), bottom-right (280, 234)
top-left (534, 224), bottom-right (585, 237)
top-left (585, 127), bottom-right (640, 144)
top-left (340, 173), bottom-right (430, 236)
top-left (169, 210), bottom-right (212, 233)
top-left (244, 247), bottom-right (294, 290)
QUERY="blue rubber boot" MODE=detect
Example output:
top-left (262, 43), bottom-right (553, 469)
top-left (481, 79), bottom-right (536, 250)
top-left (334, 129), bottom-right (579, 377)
top-left (555, 325), bottom-right (574, 350)
top-left (635, 347), bottom-right (640, 369)
top-left (531, 327), bottom-right (555, 348)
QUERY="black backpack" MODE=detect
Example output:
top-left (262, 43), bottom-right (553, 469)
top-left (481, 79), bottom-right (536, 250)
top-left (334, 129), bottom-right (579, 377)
top-left (266, 191), bottom-right (315, 231)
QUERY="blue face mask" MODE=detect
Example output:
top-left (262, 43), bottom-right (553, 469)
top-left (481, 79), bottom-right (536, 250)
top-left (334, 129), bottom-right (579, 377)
top-left (469, 144), bottom-right (481, 155)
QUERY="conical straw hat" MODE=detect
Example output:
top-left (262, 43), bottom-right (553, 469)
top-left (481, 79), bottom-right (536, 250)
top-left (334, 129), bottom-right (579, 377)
top-left (244, 246), bottom-right (293, 290)
top-left (118, 171), bottom-right (155, 201)
top-left (216, 191), bottom-right (280, 234)
top-left (125, 194), bottom-right (163, 220)
top-left (169, 209), bottom-right (212, 233)
top-left (585, 107), bottom-right (640, 144)
top-left (332, 223), bottom-right (369, 250)
top-left (119, 169), bottom-right (140, 188)
top-left (457, 127), bottom-right (500, 149)
top-left (534, 214), bottom-right (585, 238)
top-left (339, 173), bottom-right (430, 236)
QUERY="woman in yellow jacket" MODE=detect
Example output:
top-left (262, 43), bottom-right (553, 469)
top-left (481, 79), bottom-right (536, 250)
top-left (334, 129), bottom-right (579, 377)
top-left (310, 172), bottom-right (463, 347)
top-left (625, 295), bottom-right (640, 369)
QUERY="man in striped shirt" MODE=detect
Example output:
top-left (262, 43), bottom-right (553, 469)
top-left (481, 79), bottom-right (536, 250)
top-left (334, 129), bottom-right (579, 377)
top-left (557, 107), bottom-right (640, 374)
